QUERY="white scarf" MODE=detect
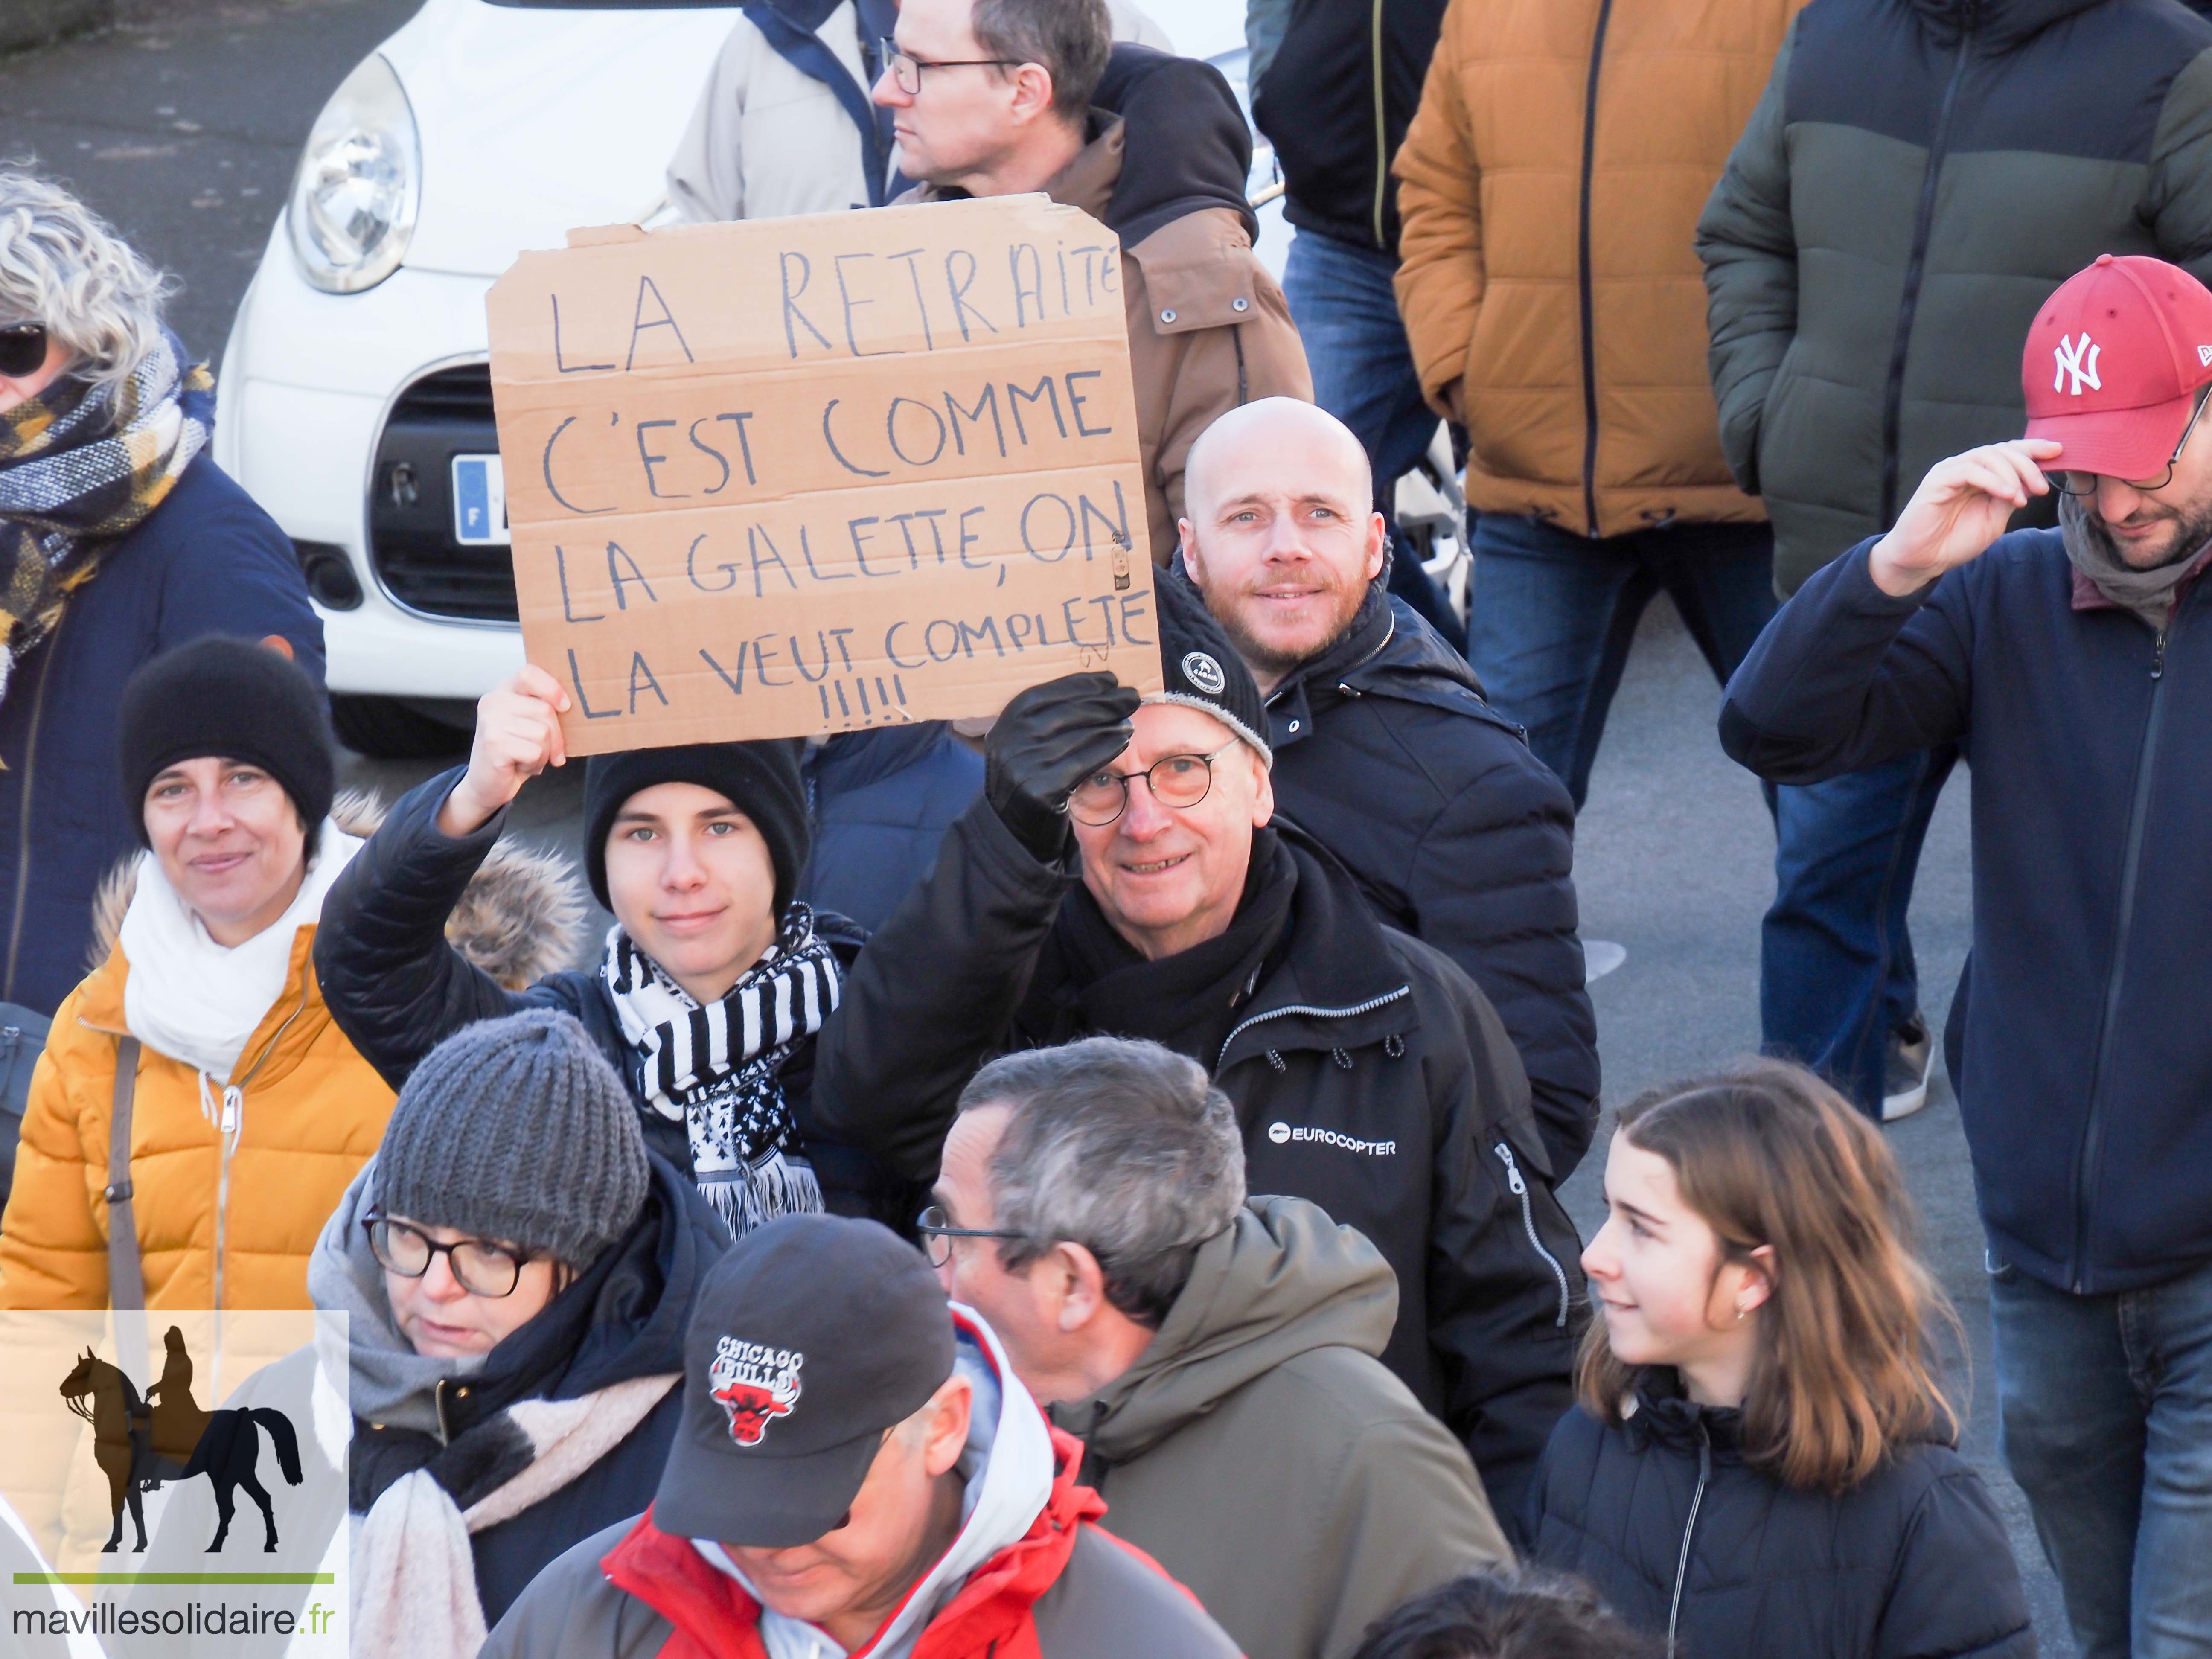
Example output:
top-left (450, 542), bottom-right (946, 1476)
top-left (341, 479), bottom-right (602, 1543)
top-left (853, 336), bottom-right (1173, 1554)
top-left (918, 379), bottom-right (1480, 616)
top-left (119, 822), bottom-right (362, 1096)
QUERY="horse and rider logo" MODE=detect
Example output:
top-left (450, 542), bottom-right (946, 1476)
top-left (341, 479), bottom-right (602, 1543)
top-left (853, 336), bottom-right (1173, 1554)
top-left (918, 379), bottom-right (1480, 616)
top-left (57, 1327), bottom-right (303, 1555)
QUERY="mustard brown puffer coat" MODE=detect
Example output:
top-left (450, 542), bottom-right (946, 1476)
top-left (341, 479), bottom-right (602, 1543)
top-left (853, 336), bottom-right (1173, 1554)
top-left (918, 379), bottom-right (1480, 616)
top-left (0, 797), bottom-right (585, 1311)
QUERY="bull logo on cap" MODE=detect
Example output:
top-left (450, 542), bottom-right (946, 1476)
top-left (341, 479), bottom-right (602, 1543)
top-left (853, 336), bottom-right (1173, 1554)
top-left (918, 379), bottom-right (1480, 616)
top-left (709, 1336), bottom-right (804, 1448)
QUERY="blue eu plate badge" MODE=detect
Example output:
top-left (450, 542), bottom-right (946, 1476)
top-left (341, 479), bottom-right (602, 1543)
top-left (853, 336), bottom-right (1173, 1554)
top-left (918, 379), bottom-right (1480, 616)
top-left (451, 454), bottom-right (509, 547)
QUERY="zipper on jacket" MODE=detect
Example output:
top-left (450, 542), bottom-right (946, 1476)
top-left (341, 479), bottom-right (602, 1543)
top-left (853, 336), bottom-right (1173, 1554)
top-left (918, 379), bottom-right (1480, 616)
top-left (1666, 1427), bottom-right (1712, 1657)
top-left (3, 622), bottom-right (62, 1001)
top-left (1493, 1142), bottom-right (1570, 1327)
top-left (1574, 0), bottom-right (1617, 536)
top-left (1877, 20), bottom-right (1974, 528)
top-left (2069, 623), bottom-right (2170, 1289)
top-left (1369, 0), bottom-right (1390, 246)
top-left (1217, 985), bottom-right (1411, 1070)
top-left (210, 981), bottom-right (310, 1311)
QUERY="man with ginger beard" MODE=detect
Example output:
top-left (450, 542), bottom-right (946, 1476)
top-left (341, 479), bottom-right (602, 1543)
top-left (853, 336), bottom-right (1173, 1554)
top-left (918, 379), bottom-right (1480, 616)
top-left (1177, 398), bottom-right (1598, 1178)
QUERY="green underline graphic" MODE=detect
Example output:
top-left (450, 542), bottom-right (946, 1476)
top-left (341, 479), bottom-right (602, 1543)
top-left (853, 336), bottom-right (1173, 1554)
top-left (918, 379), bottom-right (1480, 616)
top-left (13, 1573), bottom-right (335, 1585)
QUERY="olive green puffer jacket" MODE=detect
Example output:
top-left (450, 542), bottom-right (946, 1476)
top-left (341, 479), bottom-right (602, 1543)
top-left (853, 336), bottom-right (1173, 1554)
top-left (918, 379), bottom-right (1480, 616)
top-left (1697, 0), bottom-right (2212, 594)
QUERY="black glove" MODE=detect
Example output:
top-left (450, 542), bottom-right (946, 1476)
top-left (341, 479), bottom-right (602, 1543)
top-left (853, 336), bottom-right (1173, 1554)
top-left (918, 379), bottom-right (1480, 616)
top-left (984, 672), bottom-right (1141, 862)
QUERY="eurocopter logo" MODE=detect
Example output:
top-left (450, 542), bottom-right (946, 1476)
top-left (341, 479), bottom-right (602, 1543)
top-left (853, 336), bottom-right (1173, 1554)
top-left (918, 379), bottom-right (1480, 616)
top-left (1267, 1122), bottom-right (1398, 1157)
top-left (1181, 652), bottom-right (1227, 696)
top-left (2054, 332), bottom-right (2103, 396)
top-left (709, 1337), bottom-right (803, 1447)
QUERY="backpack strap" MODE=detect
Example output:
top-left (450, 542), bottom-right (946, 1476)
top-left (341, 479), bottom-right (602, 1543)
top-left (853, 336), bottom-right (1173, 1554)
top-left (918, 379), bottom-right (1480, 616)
top-left (105, 1036), bottom-right (146, 1312)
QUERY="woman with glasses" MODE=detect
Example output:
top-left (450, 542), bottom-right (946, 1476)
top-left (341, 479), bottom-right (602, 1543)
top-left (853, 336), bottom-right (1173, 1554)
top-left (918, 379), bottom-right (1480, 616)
top-left (310, 1009), bottom-right (727, 1653)
top-left (0, 172), bottom-right (320, 1023)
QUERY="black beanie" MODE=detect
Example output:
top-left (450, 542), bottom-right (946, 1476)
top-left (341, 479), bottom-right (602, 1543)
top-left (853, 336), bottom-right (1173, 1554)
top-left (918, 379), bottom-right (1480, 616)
top-left (1150, 573), bottom-right (1272, 765)
top-left (582, 740), bottom-right (811, 916)
top-left (117, 636), bottom-right (335, 845)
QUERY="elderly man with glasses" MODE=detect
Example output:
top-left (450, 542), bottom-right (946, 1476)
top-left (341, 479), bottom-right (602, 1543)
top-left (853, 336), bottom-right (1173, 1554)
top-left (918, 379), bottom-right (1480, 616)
top-left (813, 575), bottom-right (1585, 1540)
top-left (1721, 254), bottom-right (2212, 1658)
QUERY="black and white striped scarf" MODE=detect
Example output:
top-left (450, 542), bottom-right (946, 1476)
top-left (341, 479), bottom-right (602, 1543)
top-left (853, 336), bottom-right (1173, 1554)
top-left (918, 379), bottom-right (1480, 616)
top-left (600, 905), bottom-right (840, 1236)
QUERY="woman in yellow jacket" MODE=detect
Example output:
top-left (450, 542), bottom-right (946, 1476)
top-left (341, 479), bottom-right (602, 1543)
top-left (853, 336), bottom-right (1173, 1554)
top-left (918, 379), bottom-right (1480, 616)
top-left (0, 637), bottom-right (580, 1311)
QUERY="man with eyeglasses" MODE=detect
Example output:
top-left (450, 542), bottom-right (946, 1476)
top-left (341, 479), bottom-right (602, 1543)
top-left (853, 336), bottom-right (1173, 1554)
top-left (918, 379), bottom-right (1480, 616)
top-left (1720, 254), bottom-right (2212, 1656)
top-left (874, 0), bottom-right (1311, 567)
top-left (814, 575), bottom-right (1584, 1538)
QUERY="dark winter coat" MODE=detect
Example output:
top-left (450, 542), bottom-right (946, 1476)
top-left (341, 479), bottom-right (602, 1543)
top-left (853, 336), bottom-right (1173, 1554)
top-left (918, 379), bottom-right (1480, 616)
top-left (1697, 0), bottom-right (2212, 593)
top-left (0, 455), bottom-right (322, 1015)
top-left (349, 1154), bottom-right (726, 1628)
top-left (311, 767), bottom-right (905, 1222)
top-left (1260, 583), bottom-right (1598, 1177)
top-left (1250, 0), bottom-right (1450, 253)
top-left (798, 723), bottom-right (981, 935)
top-left (811, 799), bottom-right (1587, 1529)
top-left (1720, 533), bottom-right (2212, 1294)
top-left (1531, 1379), bottom-right (2034, 1659)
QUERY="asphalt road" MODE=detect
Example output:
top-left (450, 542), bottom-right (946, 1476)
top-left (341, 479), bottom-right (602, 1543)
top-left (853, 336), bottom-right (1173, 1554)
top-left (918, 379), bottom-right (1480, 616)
top-left (0, 3), bottom-right (2071, 1649)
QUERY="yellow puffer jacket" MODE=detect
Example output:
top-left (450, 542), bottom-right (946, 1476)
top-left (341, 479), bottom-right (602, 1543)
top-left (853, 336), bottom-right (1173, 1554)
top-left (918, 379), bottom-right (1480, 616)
top-left (1392, 0), bottom-right (1802, 537)
top-left (0, 801), bottom-right (587, 1312)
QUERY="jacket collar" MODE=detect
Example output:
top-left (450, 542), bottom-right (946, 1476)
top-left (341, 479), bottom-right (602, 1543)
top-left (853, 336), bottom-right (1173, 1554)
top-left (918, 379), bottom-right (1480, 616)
top-left (77, 927), bottom-right (328, 1093)
top-left (1623, 1371), bottom-right (1748, 1464)
top-left (1908, 0), bottom-right (2105, 50)
top-left (2069, 540), bottom-right (2212, 615)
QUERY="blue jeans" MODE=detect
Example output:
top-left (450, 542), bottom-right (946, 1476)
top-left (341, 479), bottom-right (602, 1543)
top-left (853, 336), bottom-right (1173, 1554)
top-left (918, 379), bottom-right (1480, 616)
top-left (1762, 745), bottom-right (1958, 1116)
top-left (1461, 510), bottom-right (1778, 806)
top-left (1991, 1254), bottom-right (2212, 1659)
top-left (1281, 228), bottom-right (1461, 649)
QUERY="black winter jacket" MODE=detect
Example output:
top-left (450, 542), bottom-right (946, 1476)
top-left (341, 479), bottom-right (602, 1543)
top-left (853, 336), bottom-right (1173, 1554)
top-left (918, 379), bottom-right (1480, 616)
top-left (1721, 534), bottom-right (2212, 1294)
top-left (811, 798), bottom-right (1586, 1530)
top-left (799, 723), bottom-right (981, 936)
top-left (1697, 0), bottom-right (2212, 593)
top-left (0, 454), bottom-right (321, 1015)
top-left (1531, 1380), bottom-right (2033, 1659)
top-left (351, 1155), bottom-right (726, 1628)
top-left (1250, 0), bottom-right (1450, 252)
top-left (1260, 584), bottom-right (1598, 1177)
top-left (312, 768), bottom-right (903, 1221)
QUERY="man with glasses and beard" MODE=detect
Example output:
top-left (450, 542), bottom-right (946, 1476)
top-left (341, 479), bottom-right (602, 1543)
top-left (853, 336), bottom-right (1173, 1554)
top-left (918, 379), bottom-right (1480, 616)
top-left (811, 576), bottom-right (1584, 1537)
top-left (1720, 254), bottom-right (2212, 1657)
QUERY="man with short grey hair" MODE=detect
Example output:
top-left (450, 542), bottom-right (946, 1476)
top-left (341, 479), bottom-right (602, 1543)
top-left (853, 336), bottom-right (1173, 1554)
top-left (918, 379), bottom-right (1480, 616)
top-left (926, 1035), bottom-right (1512, 1659)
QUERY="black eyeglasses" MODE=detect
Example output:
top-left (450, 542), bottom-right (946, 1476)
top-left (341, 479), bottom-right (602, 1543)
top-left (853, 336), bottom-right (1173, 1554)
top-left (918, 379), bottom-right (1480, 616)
top-left (915, 1204), bottom-right (1026, 1270)
top-left (877, 38), bottom-right (1022, 96)
top-left (1067, 743), bottom-right (1236, 828)
top-left (364, 1213), bottom-right (538, 1298)
top-left (2050, 387), bottom-right (2212, 497)
top-left (0, 323), bottom-right (48, 380)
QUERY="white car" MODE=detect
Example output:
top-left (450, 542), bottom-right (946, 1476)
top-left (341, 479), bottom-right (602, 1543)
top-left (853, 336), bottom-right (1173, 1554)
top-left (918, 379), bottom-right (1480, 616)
top-left (217, 0), bottom-right (1284, 756)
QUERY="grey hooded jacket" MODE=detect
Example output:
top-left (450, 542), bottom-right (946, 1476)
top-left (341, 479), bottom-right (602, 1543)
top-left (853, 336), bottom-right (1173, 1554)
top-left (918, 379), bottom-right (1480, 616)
top-left (1054, 1196), bottom-right (1512, 1659)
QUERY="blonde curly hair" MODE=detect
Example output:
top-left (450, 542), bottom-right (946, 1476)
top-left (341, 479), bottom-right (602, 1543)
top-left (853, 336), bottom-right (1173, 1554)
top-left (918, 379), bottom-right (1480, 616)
top-left (0, 172), bottom-right (174, 398)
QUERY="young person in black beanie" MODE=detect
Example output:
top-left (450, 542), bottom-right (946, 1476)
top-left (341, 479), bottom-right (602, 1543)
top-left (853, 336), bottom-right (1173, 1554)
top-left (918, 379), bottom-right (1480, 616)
top-left (809, 577), bottom-right (1587, 1539)
top-left (316, 663), bottom-right (886, 1236)
top-left (1, 636), bottom-right (394, 1311)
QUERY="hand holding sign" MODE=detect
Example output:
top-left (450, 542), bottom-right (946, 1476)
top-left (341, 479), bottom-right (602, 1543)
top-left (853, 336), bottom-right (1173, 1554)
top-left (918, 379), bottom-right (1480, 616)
top-left (439, 665), bottom-right (571, 836)
top-left (486, 197), bottom-right (1163, 756)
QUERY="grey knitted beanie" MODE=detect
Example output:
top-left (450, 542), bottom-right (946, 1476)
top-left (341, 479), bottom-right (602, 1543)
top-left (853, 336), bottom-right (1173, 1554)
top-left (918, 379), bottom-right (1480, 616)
top-left (373, 1009), bottom-right (649, 1270)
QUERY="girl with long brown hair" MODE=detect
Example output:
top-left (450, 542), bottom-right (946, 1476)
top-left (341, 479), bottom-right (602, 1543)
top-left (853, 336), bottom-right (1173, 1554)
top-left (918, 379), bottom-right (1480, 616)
top-left (1527, 1060), bottom-right (2033, 1659)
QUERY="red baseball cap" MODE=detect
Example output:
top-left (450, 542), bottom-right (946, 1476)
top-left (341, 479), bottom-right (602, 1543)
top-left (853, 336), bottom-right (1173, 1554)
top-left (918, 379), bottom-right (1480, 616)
top-left (2023, 254), bottom-right (2212, 480)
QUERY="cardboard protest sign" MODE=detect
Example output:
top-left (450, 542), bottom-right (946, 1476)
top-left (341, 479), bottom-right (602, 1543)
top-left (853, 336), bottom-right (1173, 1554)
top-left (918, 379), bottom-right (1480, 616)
top-left (486, 196), bottom-right (1162, 755)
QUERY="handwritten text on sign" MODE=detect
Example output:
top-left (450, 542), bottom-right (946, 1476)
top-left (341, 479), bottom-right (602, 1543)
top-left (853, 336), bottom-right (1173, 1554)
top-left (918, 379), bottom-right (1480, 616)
top-left (486, 195), bottom-right (1161, 754)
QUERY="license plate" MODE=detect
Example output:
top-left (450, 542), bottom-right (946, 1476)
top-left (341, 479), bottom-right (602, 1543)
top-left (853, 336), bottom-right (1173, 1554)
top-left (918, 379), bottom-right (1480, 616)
top-left (451, 454), bottom-right (509, 546)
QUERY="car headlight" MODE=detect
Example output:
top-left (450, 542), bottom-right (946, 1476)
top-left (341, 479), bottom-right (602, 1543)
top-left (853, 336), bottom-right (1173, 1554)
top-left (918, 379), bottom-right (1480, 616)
top-left (287, 53), bottom-right (420, 295)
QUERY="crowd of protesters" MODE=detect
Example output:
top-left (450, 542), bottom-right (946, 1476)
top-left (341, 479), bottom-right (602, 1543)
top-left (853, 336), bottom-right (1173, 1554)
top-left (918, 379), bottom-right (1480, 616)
top-left (2, 0), bottom-right (2211, 1653)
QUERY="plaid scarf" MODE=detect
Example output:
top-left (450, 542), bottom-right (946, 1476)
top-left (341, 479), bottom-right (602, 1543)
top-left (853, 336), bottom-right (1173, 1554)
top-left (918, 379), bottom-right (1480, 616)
top-left (601, 904), bottom-right (841, 1237)
top-left (0, 330), bottom-right (212, 704)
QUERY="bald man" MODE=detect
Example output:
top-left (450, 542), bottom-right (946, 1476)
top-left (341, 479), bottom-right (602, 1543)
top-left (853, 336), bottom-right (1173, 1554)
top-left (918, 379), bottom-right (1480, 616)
top-left (1178, 399), bottom-right (1599, 1177)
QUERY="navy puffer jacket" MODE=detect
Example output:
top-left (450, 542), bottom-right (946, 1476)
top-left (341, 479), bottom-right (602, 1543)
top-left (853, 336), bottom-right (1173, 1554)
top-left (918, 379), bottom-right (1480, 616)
top-left (1531, 1378), bottom-right (2033, 1659)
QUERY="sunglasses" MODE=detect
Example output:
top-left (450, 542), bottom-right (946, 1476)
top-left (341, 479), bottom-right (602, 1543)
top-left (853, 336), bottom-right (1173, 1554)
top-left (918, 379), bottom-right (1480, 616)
top-left (0, 323), bottom-right (49, 380)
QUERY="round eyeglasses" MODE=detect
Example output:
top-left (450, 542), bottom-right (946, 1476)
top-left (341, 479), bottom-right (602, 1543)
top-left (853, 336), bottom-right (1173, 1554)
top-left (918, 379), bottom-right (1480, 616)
top-left (364, 1213), bottom-right (536, 1298)
top-left (1067, 743), bottom-right (1236, 828)
top-left (2049, 387), bottom-right (2211, 497)
top-left (915, 1204), bottom-right (1026, 1270)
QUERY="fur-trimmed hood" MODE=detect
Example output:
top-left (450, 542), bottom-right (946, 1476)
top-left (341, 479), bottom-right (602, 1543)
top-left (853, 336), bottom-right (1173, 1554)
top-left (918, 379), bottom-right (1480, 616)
top-left (90, 789), bottom-right (588, 989)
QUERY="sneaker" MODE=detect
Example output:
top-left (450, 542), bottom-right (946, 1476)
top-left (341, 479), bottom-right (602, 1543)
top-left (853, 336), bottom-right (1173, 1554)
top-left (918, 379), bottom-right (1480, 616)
top-left (1881, 1019), bottom-right (1933, 1122)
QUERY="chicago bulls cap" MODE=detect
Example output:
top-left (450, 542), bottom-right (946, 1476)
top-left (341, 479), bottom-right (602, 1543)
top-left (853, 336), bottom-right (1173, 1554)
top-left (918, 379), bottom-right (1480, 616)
top-left (652, 1214), bottom-right (956, 1547)
top-left (2023, 254), bottom-right (2212, 480)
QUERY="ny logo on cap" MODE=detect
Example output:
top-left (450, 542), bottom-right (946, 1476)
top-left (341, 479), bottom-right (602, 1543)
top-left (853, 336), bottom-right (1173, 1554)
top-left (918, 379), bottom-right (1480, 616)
top-left (2055, 333), bottom-right (2103, 397)
top-left (709, 1337), bottom-right (804, 1447)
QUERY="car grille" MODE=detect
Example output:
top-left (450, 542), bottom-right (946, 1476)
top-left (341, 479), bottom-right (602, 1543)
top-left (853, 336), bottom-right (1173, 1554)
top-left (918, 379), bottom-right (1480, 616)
top-left (367, 364), bottom-right (517, 622)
